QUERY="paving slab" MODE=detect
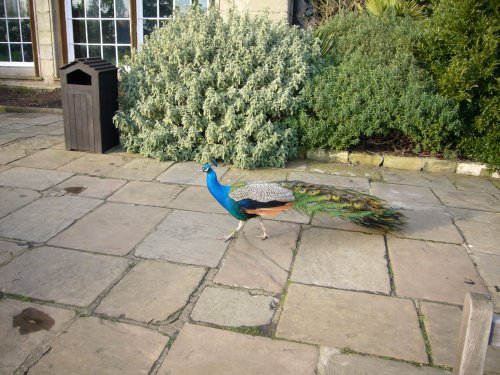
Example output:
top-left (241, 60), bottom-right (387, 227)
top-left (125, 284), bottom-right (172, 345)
top-left (433, 189), bottom-right (499, 212)
top-left (214, 220), bottom-right (300, 293)
top-left (135, 210), bottom-right (235, 267)
top-left (307, 162), bottom-right (383, 180)
top-left (394, 207), bottom-right (463, 244)
top-left (388, 238), bottom-right (488, 304)
top-left (108, 181), bottom-right (183, 207)
top-left (370, 182), bottom-right (441, 208)
top-left (311, 214), bottom-right (386, 234)
top-left (0, 196), bottom-right (101, 242)
top-left (107, 157), bottom-right (173, 181)
top-left (447, 207), bottom-right (500, 224)
top-left (0, 132), bottom-right (28, 146)
top-left (168, 185), bottom-right (227, 214)
top-left (49, 202), bottom-right (168, 256)
top-left (0, 166), bottom-right (73, 190)
top-left (323, 353), bottom-right (450, 375)
top-left (0, 299), bottom-right (76, 375)
top-left (381, 169), bottom-right (455, 190)
top-left (47, 175), bottom-right (127, 199)
top-left (455, 220), bottom-right (500, 255)
top-left (19, 114), bottom-right (62, 125)
top-left (0, 239), bottom-right (27, 265)
top-left (469, 252), bottom-right (500, 310)
top-left (157, 161), bottom-right (229, 186)
top-left (57, 154), bottom-right (130, 176)
top-left (0, 246), bottom-right (129, 306)
top-left (0, 122), bottom-right (34, 133)
top-left (158, 323), bottom-right (318, 375)
top-left (0, 186), bottom-right (40, 218)
top-left (292, 228), bottom-right (390, 294)
top-left (29, 316), bottom-right (168, 375)
top-left (9, 134), bottom-right (63, 150)
top-left (421, 301), bottom-right (500, 372)
top-left (452, 175), bottom-right (499, 194)
top-left (289, 171), bottom-right (370, 191)
top-left (0, 146), bottom-right (28, 164)
top-left (96, 260), bottom-right (205, 323)
top-left (11, 148), bottom-right (85, 169)
top-left (220, 168), bottom-right (288, 185)
top-left (277, 283), bottom-right (428, 363)
top-left (190, 286), bottom-right (276, 327)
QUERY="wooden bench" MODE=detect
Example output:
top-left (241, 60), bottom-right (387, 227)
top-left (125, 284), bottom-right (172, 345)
top-left (454, 292), bottom-right (499, 375)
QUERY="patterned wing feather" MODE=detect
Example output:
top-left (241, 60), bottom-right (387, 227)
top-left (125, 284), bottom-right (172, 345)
top-left (229, 182), bottom-right (295, 203)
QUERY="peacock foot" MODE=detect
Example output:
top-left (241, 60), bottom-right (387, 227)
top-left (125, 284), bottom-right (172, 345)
top-left (219, 233), bottom-right (236, 242)
top-left (256, 233), bottom-right (269, 241)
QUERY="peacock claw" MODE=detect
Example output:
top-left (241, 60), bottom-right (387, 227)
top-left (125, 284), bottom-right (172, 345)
top-left (256, 233), bottom-right (269, 241)
top-left (219, 233), bottom-right (235, 242)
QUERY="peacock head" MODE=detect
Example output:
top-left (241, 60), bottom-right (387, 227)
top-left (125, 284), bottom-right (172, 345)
top-left (201, 159), bottom-right (218, 173)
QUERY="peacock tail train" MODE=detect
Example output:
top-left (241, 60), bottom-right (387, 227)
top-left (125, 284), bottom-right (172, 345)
top-left (278, 181), bottom-right (405, 230)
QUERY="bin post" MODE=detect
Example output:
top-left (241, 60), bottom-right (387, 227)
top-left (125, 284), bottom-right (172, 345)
top-left (60, 58), bottom-right (119, 153)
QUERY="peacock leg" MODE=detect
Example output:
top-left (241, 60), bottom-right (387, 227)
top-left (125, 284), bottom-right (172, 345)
top-left (220, 220), bottom-right (244, 242)
top-left (257, 216), bottom-right (269, 240)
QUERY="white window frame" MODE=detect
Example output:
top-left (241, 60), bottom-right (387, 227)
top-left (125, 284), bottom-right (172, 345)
top-left (64, 0), bottom-right (132, 64)
top-left (0, 0), bottom-right (34, 66)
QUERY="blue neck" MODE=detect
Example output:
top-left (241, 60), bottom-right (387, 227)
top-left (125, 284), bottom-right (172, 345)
top-left (206, 169), bottom-right (230, 206)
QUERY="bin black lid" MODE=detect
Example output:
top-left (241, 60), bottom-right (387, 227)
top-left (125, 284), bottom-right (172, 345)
top-left (60, 57), bottom-right (118, 72)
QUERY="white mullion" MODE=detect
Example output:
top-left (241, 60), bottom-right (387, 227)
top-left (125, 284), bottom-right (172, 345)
top-left (84, 0), bottom-right (89, 57)
top-left (3, 0), bottom-right (11, 61)
top-left (137, 0), bottom-right (143, 46)
top-left (112, 0), bottom-right (117, 64)
top-left (98, 0), bottom-right (103, 58)
top-left (15, 0), bottom-right (24, 61)
top-left (65, 0), bottom-right (75, 60)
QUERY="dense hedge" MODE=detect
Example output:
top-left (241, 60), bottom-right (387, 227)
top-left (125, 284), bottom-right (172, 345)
top-left (114, 8), bottom-right (318, 169)
top-left (294, 12), bottom-right (462, 155)
top-left (421, 0), bottom-right (499, 169)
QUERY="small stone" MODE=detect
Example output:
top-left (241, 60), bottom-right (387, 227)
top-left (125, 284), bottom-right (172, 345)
top-left (456, 162), bottom-right (487, 176)
top-left (158, 323), bottom-right (318, 375)
top-left (383, 155), bottom-right (424, 171)
top-left (191, 287), bottom-right (275, 327)
top-left (422, 158), bottom-right (457, 173)
top-left (307, 162), bottom-right (383, 180)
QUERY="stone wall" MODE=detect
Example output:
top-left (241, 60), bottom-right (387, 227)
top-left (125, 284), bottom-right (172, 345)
top-left (33, 0), bottom-right (58, 85)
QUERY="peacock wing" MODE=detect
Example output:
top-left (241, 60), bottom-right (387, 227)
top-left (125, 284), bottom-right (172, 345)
top-left (229, 181), bottom-right (295, 203)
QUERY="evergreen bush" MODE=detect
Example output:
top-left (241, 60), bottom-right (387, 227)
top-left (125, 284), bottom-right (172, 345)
top-left (114, 7), bottom-right (318, 169)
top-left (295, 12), bottom-right (462, 155)
top-left (421, 0), bottom-right (499, 169)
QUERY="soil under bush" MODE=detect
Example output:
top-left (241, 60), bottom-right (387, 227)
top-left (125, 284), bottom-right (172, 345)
top-left (0, 86), bottom-right (62, 108)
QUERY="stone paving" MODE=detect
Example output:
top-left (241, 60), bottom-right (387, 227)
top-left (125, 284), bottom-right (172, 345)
top-left (0, 111), bottom-right (499, 374)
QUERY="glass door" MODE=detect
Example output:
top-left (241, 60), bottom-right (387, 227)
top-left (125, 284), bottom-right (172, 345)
top-left (65, 0), bottom-right (132, 65)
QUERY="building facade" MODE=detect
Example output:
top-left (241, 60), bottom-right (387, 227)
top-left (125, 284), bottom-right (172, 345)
top-left (0, 0), bottom-right (293, 87)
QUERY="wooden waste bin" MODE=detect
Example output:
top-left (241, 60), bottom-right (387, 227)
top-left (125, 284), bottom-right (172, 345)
top-left (60, 58), bottom-right (119, 153)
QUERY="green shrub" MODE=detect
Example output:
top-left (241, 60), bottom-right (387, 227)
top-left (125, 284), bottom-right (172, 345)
top-left (296, 12), bottom-right (461, 154)
top-left (421, 0), bottom-right (499, 169)
top-left (114, 8), bottom-right (318, 169)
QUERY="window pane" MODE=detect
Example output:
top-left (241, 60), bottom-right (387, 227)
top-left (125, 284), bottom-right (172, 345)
top-left (9, 43), bottom-right (21, 61)
top-left (86, 0), bottom-right (99, 17)
top-left (175, 0), bottom-right (190, 12)
top-left (101, 20), bottom-right (114, 43)
top-left (116, 20), bottom-right (129, 44)
top-left (18, 0), bottom-right (28, 17)
top-left (0, 43), bottom-right (8, 61)
top-left (88, 44), bottom-right (101, 57)
top-left (100, 0), bottom-right (114, 18)
top-left (8, 19), bottom-right (20, 42)
top-left (0, 0), bottom-right (5, 17)
top-left (143, 0), bottom-right (156, 18)
top-left (23, 42), bottom-right (31, 61)
top-left (87, 20), bottom-right (100, 43)
top-left (115, 0), bottom-right (129, 18)
top-left (143, 19), bottom-right (156, 37)
top-left (74, 44), bottom-right (86, 58)
top-left (0, 20), bottom-right (7, 42)
top-left (117, 45), bottom-right (129, 64)
top-left (5, 0), bottom-right (18, 17)
top-left (21, 19), bottom-right (30, 42)
top-left (72, 20), bottom-right (86, 43)
top-left (103, 45), bottom-right (115, 65)
top-left (71, 0), bottom-right (84, 18)
top-left (159, 0), bottom-right (173, 17)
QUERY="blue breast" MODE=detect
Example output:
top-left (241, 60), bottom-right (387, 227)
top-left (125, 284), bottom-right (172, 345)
top-left (206, 170), bottom-right (249, 221)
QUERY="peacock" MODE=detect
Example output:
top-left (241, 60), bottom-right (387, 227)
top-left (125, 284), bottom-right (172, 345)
top-left (202, 161), bottom-right (405, 241)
